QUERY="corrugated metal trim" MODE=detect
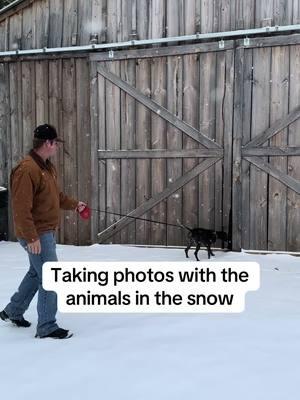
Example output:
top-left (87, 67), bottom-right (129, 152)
top-left (1, 24), bottom-right (300, 58)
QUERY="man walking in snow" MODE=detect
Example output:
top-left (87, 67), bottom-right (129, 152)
top-left (0, 124), bottom-right (86, 339)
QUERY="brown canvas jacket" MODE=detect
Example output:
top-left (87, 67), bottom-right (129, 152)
top-left (10, 150), bottom-right (78, 243)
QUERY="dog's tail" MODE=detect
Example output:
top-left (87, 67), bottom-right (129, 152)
top-left (176, 220), bottom-right (193, 233)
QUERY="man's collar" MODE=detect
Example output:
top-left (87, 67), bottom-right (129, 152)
top-left (29, 149), bottom-right (52, 171)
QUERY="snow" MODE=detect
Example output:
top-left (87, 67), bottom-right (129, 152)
top-left (0, 241), bottom-right (300, 400)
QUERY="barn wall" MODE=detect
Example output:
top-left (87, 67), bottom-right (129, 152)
top-left (0, 1), bottom-right (300, 250)
top-left (0, 58), bottom-right (92, 245)
top-left (1, 0), bottom-right (300, 52)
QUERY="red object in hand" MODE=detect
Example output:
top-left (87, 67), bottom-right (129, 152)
top-left (79, 205), bottom-right (91, 220)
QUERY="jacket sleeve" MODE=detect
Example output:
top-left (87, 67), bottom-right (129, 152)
top-left (11, 166), bottom-right (39, 243)
top-left (59, 192), bottom-right (78, 210)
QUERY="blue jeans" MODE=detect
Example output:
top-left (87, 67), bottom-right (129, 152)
top-left (4, 231), bottom-right (59, 337)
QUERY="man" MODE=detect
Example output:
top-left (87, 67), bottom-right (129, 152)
top-left (0, 124), bottom-right (86, 339)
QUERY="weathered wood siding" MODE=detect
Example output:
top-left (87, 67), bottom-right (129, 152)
top-left (0, 1), bottom-right (300, 251)
top-left (240, 41), bottom-right (300, 251)
top-left (1, 0), bottom-right (300, 52)
top-left (90, 43), bottom-right (234, 247)
top-left (0, 58), bottom-right (91, 245)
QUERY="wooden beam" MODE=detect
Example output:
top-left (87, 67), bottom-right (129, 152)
top-left (97, 157), bottom-right (221, 243)
top-left (97, 65), bottom-right (221, 149)
top-left (243, 146), bottom-right (300, 156)
top-left (90, 41), bottom-right (234, 62)
top-left (0, 52), bottom-right (90, 63)
top-left (245, 156), bottom-right (300, 194)
top-left (244, 106), bottom-right (300, 148)
top-left (98, 149), bottom-right (223, 159)
top-left (237, 33), bottom-right (300, 49)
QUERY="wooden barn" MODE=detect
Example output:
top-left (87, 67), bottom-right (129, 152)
top-left (0, 0), bottom-right (300, 251)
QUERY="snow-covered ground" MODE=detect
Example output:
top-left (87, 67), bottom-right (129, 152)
top-left (0, 241), bottom-right (299, 400)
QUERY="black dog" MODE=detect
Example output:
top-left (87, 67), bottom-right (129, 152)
top-left (180, 224), bottom-right (228, 261)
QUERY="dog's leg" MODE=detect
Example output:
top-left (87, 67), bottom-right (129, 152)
top-left (185, 241), bottom-right (192, 258)
top-left (185, 247), bottom-right (189, 258)
top-left (194, 243), bottom-right (201, 261)
top-left (206, 245), bottom-right (211, 259)
top-left (185, 237), bottom-right (194, 259)
top-left (206, 244), bottom-right (215, 259)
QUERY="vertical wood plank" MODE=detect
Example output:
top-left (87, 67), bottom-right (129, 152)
top-left (287, 44), bottom-right (300, 251)
top-left (268, 46), bottom-right (289, 250)
top-left (97, 64), bottom-right (106, 236)
top-left (293, 0), bottom-right (300, 24)
top-left (195, 0), bottom-right (201, 32)
top-left (184, 0), bottom-right (196, 35)
top-left (62, 0), bottom-right (78, 47)
top-left (223, 49), bottom-right (234, 247)
top-left (90, 61), bottom-right (99, 242)
top-left (148, 0), bottom-right (167, 245)
top-left (150, 57), bottom-right (167, 245)
top-left (182, 52), bottom-right (199, 234)
top-left (0, 63), bottom-right (9, 187)
top-left (218, 0), bottom-right (231, 32)
top-left (119, 0), bottom-right (136, 243)
top-left (182, 0), bottom-right (198, 236)
top-left (215, 51), bottom-right (226, 238)
top-left (34, 0), bottom-right (49, 48)
top-left (0, 63), bottom-right (9, 239)
top-left (49, 59), bottom-right (64, 242)
top-left (0, 20), bottom-right (8, 51)
top-left (78, 0), bottom-right (92, 45)
top-left (35, 60), bottom-right (48, 124)
top-left (106, 0), bottom-right (121, 42)
top-left (105, 0), bottom-right (121, 243)
top-left (91, 0), bottom-right (107, 43)
top-left (235, 0), bottom-right (255, 29)
top-left (106, 61), bottom-right (121, 243)
top-left (62, 58), bottom-right (78, 244)
top-left (135, 58), bottom-right (151, 244)
top-left (250, 47), bottom-right (271, 249)
top-left (151, 0), bottom-right (165, 38)
top-left (273, 0), bottom-right (293, 25)
top-left (8, 11), bottom-right (22, 195)
top-left (21, 61), bottom-right (35, 155)
top-left (255, 0), bottom-right (274, 27)
top-left (48, 0), bottom-right (63, 47)
top-left (215, 49), bottom-right (234, 245)
top-left (200, 0), bottom-right (214, 33)
top-left (121, 0), bottom-right (132, 41)
top-left (232, 47), bottom-right (244, 251)
top-left (76, 58), bottom-right (91, 244)
top-left (241, 48), bottom-right (253, 249)
top-left (199, 52), bottom-right (216, 229)
top-left (22, 5), bottom-right (34, 49)
top-left (136, 0), bottom-right (150, 40)
top-left (8, 12), bottom-right (22, 50)
top-left (9, 63), bottom-right (22, 249)
top-left (167, 0), bottom-right (183, 245)
top-left (5, 62), bottom-right (14, 239)
top-left (120, 59), bottom-right (136, 244)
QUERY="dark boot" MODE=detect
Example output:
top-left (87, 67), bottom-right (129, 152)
top-left (0, 309), bottom-right (31, 328)
top-left (35, 328), bottom-right (73, 339)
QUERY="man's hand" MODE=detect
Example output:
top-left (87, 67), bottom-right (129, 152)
top-left (27, 239), bottom-right (41, 255)
top-left (76, 201), bottom-right (87, 213)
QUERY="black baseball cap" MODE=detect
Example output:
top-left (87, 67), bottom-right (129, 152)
top-left (34, 124), bottom-right (64, 142)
